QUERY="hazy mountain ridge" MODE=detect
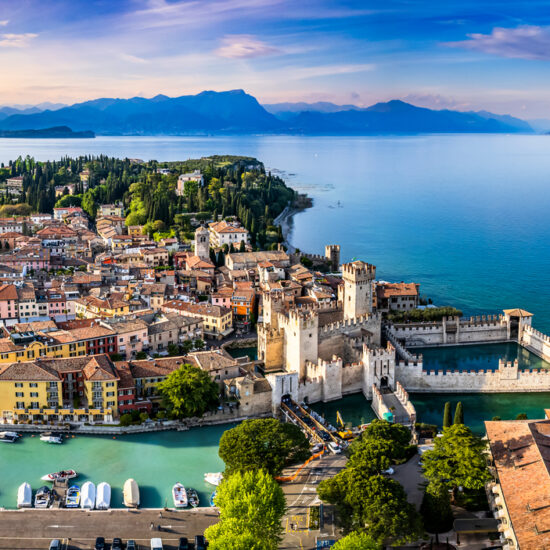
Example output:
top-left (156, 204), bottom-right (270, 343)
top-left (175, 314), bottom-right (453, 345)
top-left (0, 91), bottom-right (534, 135)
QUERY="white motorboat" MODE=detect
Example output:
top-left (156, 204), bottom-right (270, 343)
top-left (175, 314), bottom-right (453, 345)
top-left (172, 482), bottom-right (188, 508)
top-left (204, 472), bottom-right (223, 486)
top-left (41, 470), bottom-right (77, 482)
top-left (80, 481), bottom-right (96, 509)
top-left (17, 482), bottom-right (32, 508)
top-left (40, 434), bottom-right (63, 444)
top-left (95, 482), bottom-right (111, 510)
top-left (0, 432), bottom-right (19, 443)
top-left (123, 478), bottom-right (140, 508)
top-left (34, 486), bottom-right (52, 508)
top-left (65, 485), bottom-right (80, 508)
top-left (0, 431), bottom-right (21, 439)
top-left (187, 488), bottom-right (199, 508)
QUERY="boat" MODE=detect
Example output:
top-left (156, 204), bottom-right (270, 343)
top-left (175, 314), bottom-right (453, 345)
top-left (0, 431), bottom-right (21, 439)
top-left (172, 482), bottom-right (188, 508)
top-left (96, 482), bottom-right (111, 510)
top-left (80, 481), bottom-right (96, 509)
top-left (41, 470), bottom-right (77, 482)
top-left (123, 478), bottom-right (140, 508)
top-left (204, 472), bottom-right (223, 486)
top-left (210, 489), bottom-right (217, 507)
top-left (0, 432), bottom-right (19, 443)
top-left (17, 482), bottom-right (32, 508)
top-left (40, 432), bottom-right (63, 444)
top-left (65, 485), bottom-right (80, 508)
top-left (34, 486), bottom-right (52, 508)
top-left (187, 488), bottom-right (199, 508)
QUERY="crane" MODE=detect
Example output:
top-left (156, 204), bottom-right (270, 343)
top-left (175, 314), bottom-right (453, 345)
top-left (336, 411), bottom-right (354, 440)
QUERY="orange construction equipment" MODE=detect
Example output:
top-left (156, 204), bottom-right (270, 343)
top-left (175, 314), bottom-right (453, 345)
top-left (275, 449), bottom-right (325, 482)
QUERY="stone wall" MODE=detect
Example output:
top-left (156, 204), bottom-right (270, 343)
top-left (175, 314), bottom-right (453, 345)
top-left (341, 362), bottom-right (364, 395)
top-left (521, 325), bottom-right (550, 362)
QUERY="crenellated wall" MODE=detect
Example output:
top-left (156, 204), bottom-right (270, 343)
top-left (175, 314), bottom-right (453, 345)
top-left (521, 325), bottom-right (550, 362)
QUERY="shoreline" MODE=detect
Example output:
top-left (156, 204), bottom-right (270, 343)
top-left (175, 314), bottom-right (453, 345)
top-left (275, 193), bottom-right (313, 252)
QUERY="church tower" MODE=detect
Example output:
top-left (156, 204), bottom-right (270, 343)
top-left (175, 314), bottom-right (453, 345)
top-left (194, 225), bottom-right (210, 260)
top-left (341, 260), bottom-right (375, 320)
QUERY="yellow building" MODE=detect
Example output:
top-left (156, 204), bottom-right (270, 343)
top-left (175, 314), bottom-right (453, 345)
top-left (162, 300), bottom-right (233, 339)
top-left (74, 295), bottom-right (130, 318)
top-left (0, 331), bottom-right (87, 363)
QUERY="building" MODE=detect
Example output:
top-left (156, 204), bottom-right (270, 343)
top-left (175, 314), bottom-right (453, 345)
top-left (99, 203), bottom-right (124, 217)
top-left (0, 284), bottom-right (19, 323)
top-left (208, 221), bottom-right (249, 248)
top-left (100, 318), bottom-right (148, 360)
top-left (140, 248), bottom-right (169, 267)
top-left (53, 207), bottom-right (84, 221)
top-left (194, 226), bottom-right (210, 261)
top-left (376, 282), bottom-right (419, 312)
top-left (5, 176), bottom-right (24, 194)
top-left (226, 250), bottom-right (290, 271)
top-left (162, 300), bottom-right (232, 339)
top-left (176, 170), bottom-right (204, 195)
top-left (147, 314), bottom-right (203, 352)
top-left (74, 295), bottom-right (130, 319)
top-left (339, 260), bottom-right (376, 320)
top-left (189, 350), bottom-right (241, 387)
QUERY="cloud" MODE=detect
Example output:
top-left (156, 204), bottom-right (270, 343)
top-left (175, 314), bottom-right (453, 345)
top-left (446, 25), bottom-right (550, 61)
top-left (291, 63), bottom-right (375, 80)
top-left (119, 53), bottom-right (149, 64)
top-left (402, 93), bottom-right (470, 110)
top-left (0, 20), bottom-right (8, 27)
top-left (0, 33), bottom-right (37, 47)
top-left (216, 34), bottom-right (281, 58)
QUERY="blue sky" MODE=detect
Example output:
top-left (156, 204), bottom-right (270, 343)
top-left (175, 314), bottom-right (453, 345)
top-left (2, 0), bottom-right (550, 117)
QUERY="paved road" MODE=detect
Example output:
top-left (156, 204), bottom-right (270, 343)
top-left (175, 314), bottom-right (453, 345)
top-left (0, 508), bottom-right (219, 549)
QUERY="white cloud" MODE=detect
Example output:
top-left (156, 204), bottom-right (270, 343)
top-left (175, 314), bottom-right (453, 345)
top-left (291, 63), bottom-right (375, 80)
top-left (216, 35), bottom-right (280, 59)
top-left (119, 53), bottom-right (149, 64)
top-left (0, 33), bottom-right (37, 48)
top-left (0, 20), bottom-right (9, 27)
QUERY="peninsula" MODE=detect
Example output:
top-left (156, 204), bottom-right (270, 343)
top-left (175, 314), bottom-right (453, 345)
top-left (0, 126), bottom-right (95, 138)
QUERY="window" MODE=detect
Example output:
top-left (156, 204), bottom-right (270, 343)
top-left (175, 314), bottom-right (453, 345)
top-left (15, 392), bottom-right (24, 397)
top-left (16, 401), bottom-right (24, 409)
top-left (30, 392), bottom-right (38, 398)
top-left (15, 382), bottom-right (23, 388)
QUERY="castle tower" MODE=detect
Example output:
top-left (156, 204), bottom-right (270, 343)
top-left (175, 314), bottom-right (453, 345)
top-left (194, 225), bottom-right (210, 260)
top-left (341, 260), bottom-right (376, 320)
top-left (325, 244), bottom-right (340, 272)
top-left (362, 343), bottom-right (396, 399)
top-left (282, 310), bottom-right (319, 378)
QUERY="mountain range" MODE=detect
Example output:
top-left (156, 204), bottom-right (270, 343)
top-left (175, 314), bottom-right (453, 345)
top-left (0, 90), bottom-right (536, 135)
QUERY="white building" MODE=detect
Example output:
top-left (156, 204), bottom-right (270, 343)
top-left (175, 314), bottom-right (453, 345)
top-left (176, 170), bottom-right (204, 195)
top-left (208, 220), bottom-right (249, 248)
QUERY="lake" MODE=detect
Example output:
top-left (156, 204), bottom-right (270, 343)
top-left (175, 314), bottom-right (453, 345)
top-left (1, 134), bottom-right (549, 332)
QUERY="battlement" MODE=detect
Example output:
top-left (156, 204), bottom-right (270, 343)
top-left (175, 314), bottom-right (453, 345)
top-left (524, 324), bottom-right (550, 343)
top-left (297, 300), bottom-right (341, 312)
top-left (458, 314), bottom-right (505, 327)
top-left (257, 324), bottom-right (284, 339)
top-left (286, 308), bottom-right (319, 327)
top-left (397, 358), bottom-right (424, 368)
top-left (363, 342), bottom-right (395, 360)
top-left (341, 260), bottom-right (376, 280)
top-left (320, 312), bottom-right (378, 335)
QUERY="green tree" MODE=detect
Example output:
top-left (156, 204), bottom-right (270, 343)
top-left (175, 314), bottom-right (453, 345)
top-left (422, 424), bottom-right (490, 500)
top-left (167, 343), bottom-right (180, 356)
top-left (420, 479), bottom-right (454, 533)
top-left (157, 363), bottom-right (219, 419)
top-left (516, 413), bottom-right (528, 420)
top-left (181, 340), bottom-right (193, 354)
top-left (332, 531), bottom-right (381, 550)
top-left (135, 351), bottom-right (147, 360)
top-left (219, 418), bottom-right (310, 476)
top-left (350, 419), bottom-right (411, 462)
top-left (443, 401), bottom-right (452, 428)
top-left (194, 338), bottom-right (205, 350)
top-left (454, 402), bottom-right (464, 425)
top-left (206, 469), bottom-right (285, 550)
top-left (119, 413), bottom-right (132, 427)
top-left (239, 239), bottom-right (246, 252)
top-left (139, 412), bottom-right (149, 423)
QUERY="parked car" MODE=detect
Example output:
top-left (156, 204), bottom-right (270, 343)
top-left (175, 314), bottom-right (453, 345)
top-left (150, 538), bottom-right (163, 550)
top-left (195, 535), bottom-right (207, 550)
top-left (312, 443), bottom-right (324, 454)
top-left (178, 537), bottom-right (189, 550)
top-left (127, 541), bottom-right (137, 550)
top-left (328, 441), bottom-right (341, 454)
top-left (95, 537), bottom-right (106, 550)
top-left (49, 541), bottom-right (62, 550)
top-left (382, 467), bottom-right (395, 475)
top-left (112, 538), bottom-right (124, 550)
top-left (320, 431), bottom-right (330, 441)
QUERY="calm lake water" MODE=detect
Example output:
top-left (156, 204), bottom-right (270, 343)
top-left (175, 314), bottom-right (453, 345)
top-left (0, 425), bottom-right (229, 510)
top-left (2, 134), bottom-right (549, 331)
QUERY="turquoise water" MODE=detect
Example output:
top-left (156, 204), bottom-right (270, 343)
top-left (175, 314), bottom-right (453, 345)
top-left (0, 425), bottom-right (230, 510)
top-left (311, 393), bottom-right (377, 427)
top-left (225, 346), bottom-right (258, 360)
top-left (1, 135), bottom-right (549, 331)
top-left (418, 343), bottom-right (550, 371)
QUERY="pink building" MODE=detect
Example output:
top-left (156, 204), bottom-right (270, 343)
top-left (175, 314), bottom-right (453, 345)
top-left (0, 284), bottom-right (19, 321)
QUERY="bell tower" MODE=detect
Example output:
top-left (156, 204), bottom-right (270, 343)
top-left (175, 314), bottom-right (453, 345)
top-left (194, 225), bottom-right (210, 260)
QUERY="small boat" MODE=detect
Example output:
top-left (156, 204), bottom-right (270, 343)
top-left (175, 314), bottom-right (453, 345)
top-left (40, 432), bottom-right (63, 444)
top-left (80, 481), bottom-right (96, 509)
top-left (210, 489), bottom-right (217, 507)
top-left (0, 431), bottom-right (21, 439)
top-left (17, 482), bottom-right (32, 508)
top-left (34, 486), bottom-right (52, 508)
top-left (187, 488), bottom-right (199, 508)
top-left (123, 478), bottom-right (140, 508)
top-left (172, 482), bottom-right (188, 508)
top-left (204, 472), bottom-right (223, 486)
top-left (0, 432), bottom-right (19, 443)
top-left (41, 470), bottom-right (77, 482)
top-left (65, 485), bottom-right (80, 508)
top-left (96, 482), bottom-right (111, 510)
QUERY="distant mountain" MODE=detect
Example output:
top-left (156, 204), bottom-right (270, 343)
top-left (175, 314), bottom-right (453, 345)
top-left (0, 126), bottom-right (94, 138)
top-left (0, 92), bottom-right (533, 135)
top-left (0, 102), bottom-right (67, 121)
top-left (528, 118), bottom-right (550, 133)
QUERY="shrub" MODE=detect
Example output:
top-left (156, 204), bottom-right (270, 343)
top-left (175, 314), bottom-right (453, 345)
top-left (120, 413), bottom-right (132, 427)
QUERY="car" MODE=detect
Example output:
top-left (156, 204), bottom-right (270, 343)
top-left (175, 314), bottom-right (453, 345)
top-left (320, 431), bottom-right (330, 441)
top-left (194, 535), bottom-right (207, 550)
top-left (178, 537), bottom-right (189, 550)
top-left (150, 538), bottom-right (163, 550)
top-left (312, 443), bottom-right (324, 454)
top-left (95, 537), bottom-right (106, 550)
top-left (382, 467), bottom-right (395, 475)
top-left (49, 541), bottom-right (62, 550)
top-left (127, 541), bottom-right (137, 550)
top-left (112, 538), bottom-right (124, 550)
top-left (328, 441), bottom-right (341, 454)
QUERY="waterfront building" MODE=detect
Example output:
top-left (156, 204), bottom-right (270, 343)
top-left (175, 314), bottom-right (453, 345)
top-left (375, 282), bottom-right (420, 312)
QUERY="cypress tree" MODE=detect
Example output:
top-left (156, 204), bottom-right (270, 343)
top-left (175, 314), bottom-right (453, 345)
top-left (453, 402), bottom-right (464, 425)
top-left (443, 402), bottom-right (452, 428)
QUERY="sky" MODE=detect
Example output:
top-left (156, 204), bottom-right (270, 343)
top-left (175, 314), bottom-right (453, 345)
top-left (2, 0), bottom-right (550, 117)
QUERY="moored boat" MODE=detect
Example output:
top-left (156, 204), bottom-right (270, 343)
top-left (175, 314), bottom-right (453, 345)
top-left (17, 482), bottom-right (32, 508)
top-left (41, 469), bottom-right (77, 482)
top-left (0, 432), bottom-right (19, 443)
top-left (96, 482), bottom-right (111, 510)
top-left (204, 472), bottom-right (223, 486)
top-left (172, 482), bottom-right (188, 508)
top-left (210, 489), bottom-right (217, 507)
top-left (187, 488), bottom-right (199, 508)
top-left (123, 478), bottom-right (140, 508)
top-left (40, 432), bottom-right (63, 444)
top-left (80, 481), bottom-right (96, 509)
top-left (0, 431), bottom-right (21, 439)
top-left (65, 485), bottom-right (80, 508)
top-left (34, 486), bottom-right (52, 508)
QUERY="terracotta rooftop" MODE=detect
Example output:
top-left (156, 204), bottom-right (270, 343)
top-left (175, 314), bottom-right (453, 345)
top-left (376, 282), bottom-right (419, 299)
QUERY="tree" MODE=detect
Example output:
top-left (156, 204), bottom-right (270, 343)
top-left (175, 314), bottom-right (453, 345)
top-left (332, 532), bottom-right (381, 550)
top-left (454, 402), bottom-right (464, 425)
top-left (135, 351), bottom-right (147, 360)
top-left (120, 413), bottom-right (132, 427)
top-left (167, 343), bottom-right (179, 356)
top-left (157, 363), bottom-right (219, 419)
top-left (139, 412), bottom-right (149, 423)
top-left (443, 401), bottom-right (452, 428)
top-left (194, 338), bottom-right (205, 350)
top-left (181, 340), bottom-right (193, 354)
top-left (422, 424), bottom-right (490, 500)
top-left (239, 239), bottom-right (246, 252)
top-left (420, 479), bottom-right (454, 533)
top-left (219, 418), bottom-right (310, 476)
top-left (206, 469), bottom-right (285, 550)
top-left (516, 413), bottom-right (528, 420)
top-left (350, 419), bottom-right (412, 462)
